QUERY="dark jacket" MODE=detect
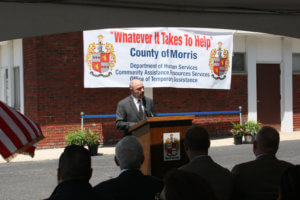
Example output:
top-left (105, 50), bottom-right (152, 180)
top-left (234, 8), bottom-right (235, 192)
top-left (231, 154), bottom-right (294, 200)
top-left (93, 169), bottom-right (163, 200)
top-left (48, 179), bottom-right (97, 200)
top-left (180, 155), bottom-right (233, 200)
top-left (116, 96), bottom-right (156, 136)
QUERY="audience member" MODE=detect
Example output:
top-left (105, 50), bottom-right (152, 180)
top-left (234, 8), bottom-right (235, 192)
top-left (93, 136), bottom-right (163, 200)
top-left (47, 145), bottom-right (97, 200)
top-left (179, 125), bottom-right (233, 200)
top-left (279, 165), bottom-right (300, 200)
top-left (159, 169), bottom-right (217, 200)
top-left (231, 126), bottom-right (294, 200)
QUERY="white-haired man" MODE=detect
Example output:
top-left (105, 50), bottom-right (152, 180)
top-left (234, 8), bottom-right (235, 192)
top-left (93, 136), bottom-right (163, 200)
top-left (116, 79), bottom-right (156, 136)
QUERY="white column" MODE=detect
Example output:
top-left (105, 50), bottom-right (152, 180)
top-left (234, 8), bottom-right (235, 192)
top-left (16, 39), bottom-right (24, 114)
top-left (246, 37), bottom-right (257, 121)
top-left (8, 41), bottom-right (13, 107)
top-left (144, 87), bottom-right (153, 99)
top-left (281, 37), bottom-right (293, 132)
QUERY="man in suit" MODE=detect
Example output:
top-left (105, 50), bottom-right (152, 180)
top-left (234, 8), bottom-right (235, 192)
top-left (179, 125), bottom-right (233, 200)
top-left (116, 79), bottom-right (156, 136)
top-left (231, 126), bottom-right (294, 200)
top-left (93, 136), bottom-right (163, 200)
top-left (47, 145), bottom-right (97, 200)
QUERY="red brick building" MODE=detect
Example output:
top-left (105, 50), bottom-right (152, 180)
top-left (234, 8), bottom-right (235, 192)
top-left (2, 30), bottom-right (300, 149)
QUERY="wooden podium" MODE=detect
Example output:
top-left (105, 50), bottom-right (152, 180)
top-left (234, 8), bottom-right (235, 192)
top-left (128, 115), bottom-right (195, 179)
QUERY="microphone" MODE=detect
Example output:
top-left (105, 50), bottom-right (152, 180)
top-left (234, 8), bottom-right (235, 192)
top-left (142, 98), bottom-right (153, 117)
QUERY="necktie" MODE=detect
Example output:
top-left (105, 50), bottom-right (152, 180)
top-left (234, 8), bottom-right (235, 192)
top-left (138, 100), bottom-right (144, 119)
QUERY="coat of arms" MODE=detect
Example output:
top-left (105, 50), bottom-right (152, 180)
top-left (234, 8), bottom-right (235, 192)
top-left (163, 133), bottom-right (180, 161)
top-left (209, 42), bottom-right (230, 80)
top-left (86, 35), bottom-right (116, 77)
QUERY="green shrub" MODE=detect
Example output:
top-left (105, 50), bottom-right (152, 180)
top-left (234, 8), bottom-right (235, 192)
top-left (244, 120), bottom-right (261, 135)
top-left (65, 129), bottom-right (86, 146)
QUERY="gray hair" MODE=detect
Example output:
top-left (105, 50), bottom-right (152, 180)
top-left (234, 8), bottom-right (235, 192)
top-left (115, 136), bottom-right (144, 169)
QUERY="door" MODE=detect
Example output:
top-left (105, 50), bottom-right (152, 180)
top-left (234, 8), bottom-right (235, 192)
top-left (257, 64), bottom-right (281, 129)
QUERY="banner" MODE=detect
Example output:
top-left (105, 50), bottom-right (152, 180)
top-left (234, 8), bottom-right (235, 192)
top-left (83, 28), bottom-right (233, 89)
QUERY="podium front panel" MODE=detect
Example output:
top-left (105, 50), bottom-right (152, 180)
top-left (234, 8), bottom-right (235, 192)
top-left (149, 122), bottom-right (190, 179)
top-left (131, 117), bottom-right (193, 179)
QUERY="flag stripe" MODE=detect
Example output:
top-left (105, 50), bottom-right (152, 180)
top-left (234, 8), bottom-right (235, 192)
top-left (0, 128), bottom-right (18, 153)
top-left (0, 103), bottom-right (32, 142)
top-left (18, 111), bottom-right (40, 138)
top-left (0, 116), bottom-right (24, 148)
top-left (0, 140), bottom-right (11, 158)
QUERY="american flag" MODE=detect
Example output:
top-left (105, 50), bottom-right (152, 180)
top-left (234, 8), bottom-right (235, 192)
top-left (0, 101), bottom-right (44, 161)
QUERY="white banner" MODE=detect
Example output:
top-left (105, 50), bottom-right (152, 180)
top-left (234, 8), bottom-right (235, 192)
top-left (83, 28), bottom-right (233, 89)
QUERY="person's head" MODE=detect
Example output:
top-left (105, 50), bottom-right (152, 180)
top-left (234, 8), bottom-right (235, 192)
top-left (279, 165), bottom-right (300, 200)
top-left (57, 145), bottom-right (92, 183)
top-left (160, 169), bottom-right (217, 200)
top-left (184, 125), bottom-right (210, 159)
top-left (253, 126), bottom-right (280, 156)
top-left (130, 79), bottom-right (144, 100)
top-left (114, 136), bottom-right (144, 170)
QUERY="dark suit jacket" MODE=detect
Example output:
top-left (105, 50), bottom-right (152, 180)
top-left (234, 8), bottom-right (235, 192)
top-left (179, 155), bottom-right (233, 200)
top-left (47, 180), bottom-right (97, 200)
top-left (93, 169), bottom-right (163, 200)
top-left (231, 154), bottom-right (294, 200)
top-left (116, 96), bottom-right (156, 136)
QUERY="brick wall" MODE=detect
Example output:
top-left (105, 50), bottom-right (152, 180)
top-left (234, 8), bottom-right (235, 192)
top-left (293, 75), bottom-right (300, 130)
top-left (23, 32), bottom-right (248, 149)
top-left (154, 75), bottom-right (248, 137)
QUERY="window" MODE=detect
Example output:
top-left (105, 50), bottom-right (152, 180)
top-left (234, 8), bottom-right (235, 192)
top-left (4, 68), bottom-right (9, 104)
top-left (232, 53), bottom-right (246, 73)
top-left (13, 66), bottom-right (20, 110)
top-left (292, 53), bottom-right (300, 72)
top-left (0, 40), bottom-right (23, 112)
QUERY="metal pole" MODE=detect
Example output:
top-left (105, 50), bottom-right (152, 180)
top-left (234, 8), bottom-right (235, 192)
top-left (239, 106), bottom-right (242, 125)
top-left (81, 112), bottom-right (84, 131)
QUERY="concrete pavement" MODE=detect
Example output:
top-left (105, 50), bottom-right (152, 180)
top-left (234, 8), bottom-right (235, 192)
top-left (1, 131), bottom-right (300, 163)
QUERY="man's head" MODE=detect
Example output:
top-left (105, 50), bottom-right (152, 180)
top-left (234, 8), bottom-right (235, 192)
top-left (57, 145), bottom-right (92, 183)
top-left (115, 136), bottom-right (144, 170)
top-left (184, 125), bottom-right (210, 159)
top-left (130, 79), bottom-right (144, 100)
top-left (253, 126), bottom-right (280, 156)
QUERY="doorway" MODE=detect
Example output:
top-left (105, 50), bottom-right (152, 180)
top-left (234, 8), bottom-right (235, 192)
top-left (256, 64), bottom-right (281, 130)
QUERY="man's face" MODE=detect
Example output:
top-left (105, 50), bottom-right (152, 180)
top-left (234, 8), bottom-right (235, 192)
top-left (130, 80), bottom-right (144, 99)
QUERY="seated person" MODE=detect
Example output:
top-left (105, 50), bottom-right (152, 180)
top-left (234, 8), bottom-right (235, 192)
top-left (159, 169), bottom-right (217, 200)
top-left (279, 165), bottom-right (300, 200)
top-left (47, 145), bottom-right (97, 200)
top-left (231, 126), bottom-right (294, 200)
top-left (179, 125), bottom-right (233, 200)
top-left (93, 136), bottom-right (163, 200)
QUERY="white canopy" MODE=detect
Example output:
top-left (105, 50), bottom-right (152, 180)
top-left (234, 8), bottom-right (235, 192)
top-left (0, 0), bottom-right (299, 41)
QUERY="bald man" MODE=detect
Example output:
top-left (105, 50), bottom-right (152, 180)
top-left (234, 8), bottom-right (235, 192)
top-left (231, 126), bottom-right (294, 200)
top-left (116, 79), bottom-right (156, 136)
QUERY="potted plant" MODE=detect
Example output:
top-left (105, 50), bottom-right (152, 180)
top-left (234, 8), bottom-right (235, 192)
top-left (85, 130), bottom-right (104, 156)
top-left (230, 122), bottom-right (245, 145)
top-left (65, 129), bottom-right (86, 146)
top-left (244, 120), bottom-right (261, 144)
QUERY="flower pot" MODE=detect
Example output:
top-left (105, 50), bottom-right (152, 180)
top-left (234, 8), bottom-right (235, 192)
top-left (234, 135), bottom-right (243, 145)
top-left (88, 145), bottom-right (99, 156)
top-left (244, 134), bottom-right (254, 144)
